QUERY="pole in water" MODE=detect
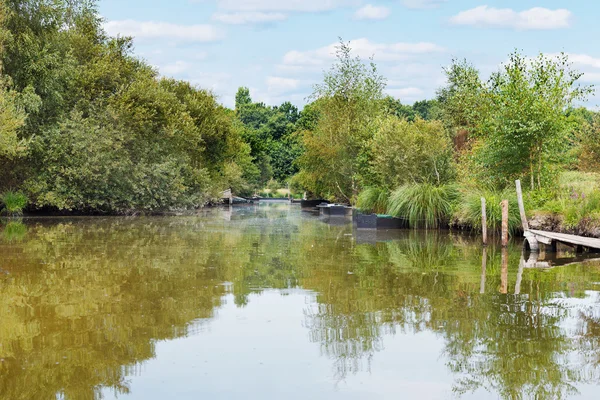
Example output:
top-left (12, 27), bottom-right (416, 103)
top-left (501, 200), bottom-right (509, 247)
top-left (481, 197), bottom-right (487, 246)
top-left (515, 180), bottom-right (529, 231)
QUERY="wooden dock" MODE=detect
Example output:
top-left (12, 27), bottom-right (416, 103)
top-left (513, 179), bottom-right (600, 254)
top-left (525, 229), bottom-right (600, 253)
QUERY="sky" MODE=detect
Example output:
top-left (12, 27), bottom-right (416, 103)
top-left (99, 0), bottom-right (600, 109)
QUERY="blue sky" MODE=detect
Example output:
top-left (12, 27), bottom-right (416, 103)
top-left (99, 1), bottom-right (600, 109)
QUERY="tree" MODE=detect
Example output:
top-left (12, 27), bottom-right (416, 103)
top-left (296, 39), bottom-right (386, 202)
top-left (479, 52), bottom-right (591, 189)
top-left (370, 116), bottom-right (455, 188)
top-left (438, 52), bottom-right (592, 190)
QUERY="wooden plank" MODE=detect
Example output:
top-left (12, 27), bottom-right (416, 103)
top-left (529, 229), bottom-right (600, 250)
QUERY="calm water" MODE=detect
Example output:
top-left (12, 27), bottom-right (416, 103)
top-left (1, 203), bottom-right (600, 400)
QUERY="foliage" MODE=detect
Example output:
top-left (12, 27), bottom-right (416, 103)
top-left (537, 174), bottom-right (600, 230)
top-left (0, 82), bottom-right (27, 158)
top-left (387, 183), bottom-right (458, 228)
top-left (370, 116), bottom-right (455, 188)
top-left (455, 188), bottom-right (522, 234)
top-left (296, 39), bottom-right (387, 202)
top-left (441, 52), bottom-right (592, 190)
top-left (0, 191), bottom-right (27, 215)
top-left (234, 87), bottom-right (303, 184)
top-left (576, 113), bottom-right (600, 171)
top-left (356, 186), bottom-right (389, 214)
top-left (437, 59), bottom-right (485, 135)
top-left (0, 0), bottom-right (254, 212)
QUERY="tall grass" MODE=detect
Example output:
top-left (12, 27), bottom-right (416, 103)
top-left (356, 187), bottom-right (389, 214)
top-left (541, 191), bottom-right (600, 229)
top-left (387, 183), bottom-right (458, 228)
top-left (1, 191), bottom-right (28, 216)
top-left (456, 189), bottom-right (522, 234)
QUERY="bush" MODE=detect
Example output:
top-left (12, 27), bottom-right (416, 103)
top-left (455, 189), bottom-right (522, 234)
top-left (387, 183), bottom-right (458, 228)
top-left (1, 191), bottom-right (28, 216)
top-left (540, 191), bottom-right (600, 229)
top-left (370, 116), bottom-right (455, 188)
top-left (356, 187), bottom-right (389, 214)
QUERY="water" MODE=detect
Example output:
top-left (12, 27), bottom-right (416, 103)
top-left (1, 203), bottom-right (600, 399)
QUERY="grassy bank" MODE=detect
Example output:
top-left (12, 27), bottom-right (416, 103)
top-left (355, 172), bottom-right (600, 238)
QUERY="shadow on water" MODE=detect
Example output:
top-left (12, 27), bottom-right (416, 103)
top-left (1, 205), bottom-right (600, 399)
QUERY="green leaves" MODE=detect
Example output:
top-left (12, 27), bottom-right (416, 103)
top-left (440, 51), bottom-right (592, 190)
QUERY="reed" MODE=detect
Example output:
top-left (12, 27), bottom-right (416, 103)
top-left (387, 183), bottom-right (458, 228)
top-left (356, 187), bottom-right (389, 214)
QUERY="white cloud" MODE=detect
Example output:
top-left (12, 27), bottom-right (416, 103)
top-left (354, 5), bottom-right (391, 20)
top-left (160, 61), bottom-right (192, 76)
top-left (282, 38), bottom-right (445, 67)
top-left (386, 87), bottom-right (425, 99)
top-left (402, 0), bottom-right (446, 9)
top-left (449, 6), bottom-right (572, 30)
top-left (215, 0), bottom-right (354, 12)
top-left (212, 11), bottom-right (287, 24)
top-left (266, 76), bottom-right (301, 93)
top-left (103, 20), bottom-right (223, 42)
top-left (566, 53), bottom-right (600, 69)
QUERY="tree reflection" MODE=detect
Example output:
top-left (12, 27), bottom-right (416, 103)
top-left (1, 210), bottom-right (600, 399)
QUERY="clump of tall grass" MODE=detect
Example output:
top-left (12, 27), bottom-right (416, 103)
top-left (540, 191), bottom-right (600, 229)
top-left (455, 189), bottom-right (522, 234)
top-left (356, 187), bottom-right (389, 214)
top-left (1, 191), bottom-right (28, 216)
top-left (387, 183), bottom-right (458, 228)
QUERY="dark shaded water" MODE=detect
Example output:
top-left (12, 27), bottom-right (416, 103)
top-left (1, 203), bottom-right (600, 399)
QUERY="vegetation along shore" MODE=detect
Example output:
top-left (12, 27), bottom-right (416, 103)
top-left (1, 1), bottom-right (599, 237)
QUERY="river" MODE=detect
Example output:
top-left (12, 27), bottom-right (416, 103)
top-left (1, 202), bottom-right (600, 399)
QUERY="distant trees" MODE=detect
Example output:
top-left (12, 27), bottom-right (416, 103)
top-left (234, 87), bottom-right (303, 186)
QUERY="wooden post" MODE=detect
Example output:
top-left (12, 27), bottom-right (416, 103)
top-left (515, 180), bottom-right (529, 232)
top-left (501, 200), bottom-right (509, 248)
top-left (481, 197), bottom-right (487, 246)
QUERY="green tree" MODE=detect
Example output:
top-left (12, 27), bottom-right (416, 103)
top-left (370, 116), bottom-right (455, 188)
top-left (296, 39), bottom-right (386, 202)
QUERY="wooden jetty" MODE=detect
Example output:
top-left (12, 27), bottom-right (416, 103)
top-left (524, 230), bottom-right (600, 253)
top-left (515, 180), bottom-right (600, 253)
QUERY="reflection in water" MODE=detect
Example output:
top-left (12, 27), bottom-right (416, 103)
top-left (0, 204), bottom-right (600, 399)
top-left (1, 219), bottom-right (27, 242)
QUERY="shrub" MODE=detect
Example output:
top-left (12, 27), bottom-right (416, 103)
top-left (387, 183), bottom-right (458, 228)
top-left (540, 191), bottom-right (600, 229)
top-left (370, 117), bottom-right (455, 188)
top-left (1, 191), bottom-right (28, 216)
top-left (356, 187), bottom-right (389, 214)
top-left (455, 189), bottom-right (522, 234)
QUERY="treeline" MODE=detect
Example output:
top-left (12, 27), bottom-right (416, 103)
top-left (0, 0), bottom-right (257, 213)
top-left (2, 0), bottom-right (600, 223)
top-left (291, 41), bottom-right (600, 234)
